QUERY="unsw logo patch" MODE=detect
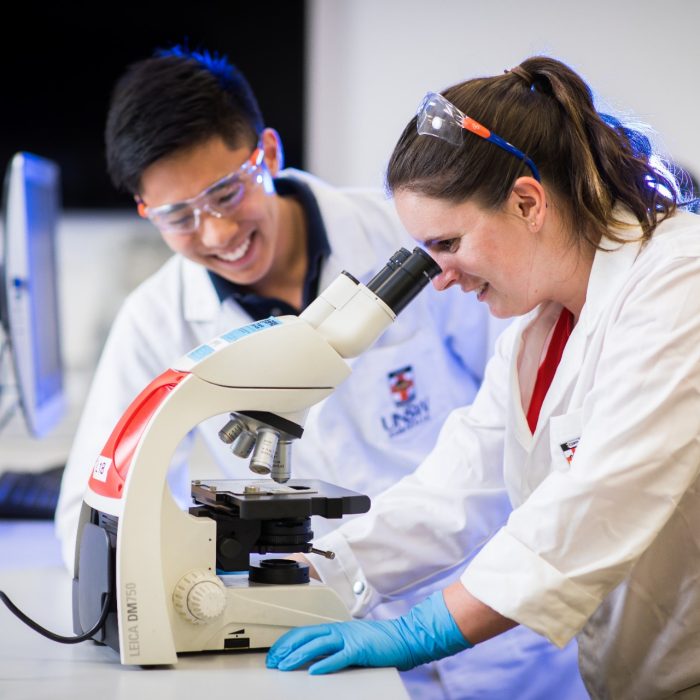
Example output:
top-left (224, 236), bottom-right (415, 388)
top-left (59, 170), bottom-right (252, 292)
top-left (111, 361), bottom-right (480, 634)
top-left (559, 437), bottom-right (579, 464)
top-left (388, 366), bottom-right (415, 406)
top-left (381, 365), bottom-right (431, 438)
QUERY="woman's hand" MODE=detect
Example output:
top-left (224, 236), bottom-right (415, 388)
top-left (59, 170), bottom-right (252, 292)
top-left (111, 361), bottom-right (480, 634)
top-left (266, 591), bottom-right (471, 674)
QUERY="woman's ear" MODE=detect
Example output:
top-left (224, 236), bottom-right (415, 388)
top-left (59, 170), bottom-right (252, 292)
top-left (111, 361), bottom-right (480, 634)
top-left (260, 127), bottom-right (285, 176)
top-left (509, 176), bottom-right (546, 231)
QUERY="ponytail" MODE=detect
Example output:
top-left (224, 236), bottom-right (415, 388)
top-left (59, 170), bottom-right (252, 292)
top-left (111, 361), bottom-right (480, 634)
top-left (386, 56), bottom-right (678, 248)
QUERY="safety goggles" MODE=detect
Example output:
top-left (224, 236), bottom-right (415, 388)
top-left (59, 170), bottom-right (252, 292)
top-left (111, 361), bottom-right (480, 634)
top-left (137, 146), bottom-right (266, 235)
top-left (416, 92), bottom-right (541, 181)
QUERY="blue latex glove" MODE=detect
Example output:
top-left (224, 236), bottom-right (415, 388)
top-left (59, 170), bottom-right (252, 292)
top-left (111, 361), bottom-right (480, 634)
top-left (266, 591), bottom-right (472, 675)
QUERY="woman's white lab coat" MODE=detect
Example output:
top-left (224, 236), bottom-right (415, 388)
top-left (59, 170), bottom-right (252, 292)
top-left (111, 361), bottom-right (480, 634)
top-left (314, 210), bottom-right (700, 699)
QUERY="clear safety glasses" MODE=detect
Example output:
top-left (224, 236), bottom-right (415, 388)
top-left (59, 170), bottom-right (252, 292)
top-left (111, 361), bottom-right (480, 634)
top-left (137, 146), bottom-right (266, 235)
top-left (416, 92), bottom-right (541, 181)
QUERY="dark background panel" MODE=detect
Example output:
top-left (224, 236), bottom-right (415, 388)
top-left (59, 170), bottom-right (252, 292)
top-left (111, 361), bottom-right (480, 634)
top-left (0, 1), bottom-right (307, 209)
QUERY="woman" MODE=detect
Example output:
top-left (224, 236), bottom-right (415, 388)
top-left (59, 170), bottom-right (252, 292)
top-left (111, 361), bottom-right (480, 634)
top-left (267, 56), bottom-right (700, 699)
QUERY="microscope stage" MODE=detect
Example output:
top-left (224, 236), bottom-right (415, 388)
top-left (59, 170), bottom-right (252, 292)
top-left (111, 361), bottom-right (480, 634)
top-left (191, 478), bottom-right (370, 520)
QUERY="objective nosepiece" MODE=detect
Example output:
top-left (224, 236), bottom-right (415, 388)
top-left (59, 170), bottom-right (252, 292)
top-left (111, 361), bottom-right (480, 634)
top-left (249, 428), bottom-right (280, 475)
top-left (366, 247), bottom-right (440, 315)
top-left (271, 440), bottom-right (292, 483)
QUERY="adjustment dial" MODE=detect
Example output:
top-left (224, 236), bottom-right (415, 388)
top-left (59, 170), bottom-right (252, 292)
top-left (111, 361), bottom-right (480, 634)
top-left (173, 570), bottom-right (226, 624)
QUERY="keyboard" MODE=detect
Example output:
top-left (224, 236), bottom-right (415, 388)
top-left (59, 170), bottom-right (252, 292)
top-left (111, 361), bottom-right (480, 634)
top-left (0, 466), bottom-right (64, 519)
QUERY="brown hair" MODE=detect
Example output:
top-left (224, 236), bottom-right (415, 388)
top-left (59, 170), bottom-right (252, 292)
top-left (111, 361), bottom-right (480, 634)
top-left (386, 56), bottom-right (678, 248)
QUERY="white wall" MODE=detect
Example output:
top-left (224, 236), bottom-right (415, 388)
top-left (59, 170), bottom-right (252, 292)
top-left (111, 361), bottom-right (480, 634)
top-left (306, 0), bottom-right (700, 189)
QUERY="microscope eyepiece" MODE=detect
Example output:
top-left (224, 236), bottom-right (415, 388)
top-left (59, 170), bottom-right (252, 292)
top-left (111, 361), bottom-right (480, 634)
top-left (367, 247), bottom-right (441, 315)
top-left (304, 246), bottom-right (441, 360)
top-left (365, 248), bottom-right (411, 292)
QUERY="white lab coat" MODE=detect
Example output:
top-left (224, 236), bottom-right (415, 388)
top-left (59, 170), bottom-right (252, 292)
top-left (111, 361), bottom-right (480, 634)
top-left (55, 169), bottom-right (584, 699)
top-left (313, 210), bottom-right (700, 699)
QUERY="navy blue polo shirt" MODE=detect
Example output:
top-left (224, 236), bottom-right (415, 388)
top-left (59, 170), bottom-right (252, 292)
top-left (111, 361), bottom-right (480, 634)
top-left (207, 177), bottom-right (331, 319)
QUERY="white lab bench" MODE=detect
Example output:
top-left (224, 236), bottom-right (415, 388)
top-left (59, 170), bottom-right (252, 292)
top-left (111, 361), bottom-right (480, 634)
top-left (0, 521), bottom-right (408, 700)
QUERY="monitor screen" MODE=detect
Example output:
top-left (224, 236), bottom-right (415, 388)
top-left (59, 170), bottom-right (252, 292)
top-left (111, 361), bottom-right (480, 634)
top-left (0, 152), bottom-right (65, 437)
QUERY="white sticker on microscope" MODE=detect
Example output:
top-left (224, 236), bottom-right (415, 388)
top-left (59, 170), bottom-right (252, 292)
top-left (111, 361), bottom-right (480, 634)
top-left (92, 456), bottom-right (112, 482)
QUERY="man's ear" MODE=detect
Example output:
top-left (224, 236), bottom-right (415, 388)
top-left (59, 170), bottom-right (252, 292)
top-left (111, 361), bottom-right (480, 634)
top-left (509, 176), bottom-right (546, 231)
top-left (260, 127), bottom-right (285, 176)
top-left (134, 194), bottom-right (147, 217)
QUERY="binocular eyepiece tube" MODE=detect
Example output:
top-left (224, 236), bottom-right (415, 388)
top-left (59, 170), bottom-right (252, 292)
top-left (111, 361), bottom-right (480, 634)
top-left (366, 247), bottom-right (441, 315)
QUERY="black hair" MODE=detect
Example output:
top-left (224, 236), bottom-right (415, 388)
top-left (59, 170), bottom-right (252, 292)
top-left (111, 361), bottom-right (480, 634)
top-left (105, 46), bottom-right (264, 194)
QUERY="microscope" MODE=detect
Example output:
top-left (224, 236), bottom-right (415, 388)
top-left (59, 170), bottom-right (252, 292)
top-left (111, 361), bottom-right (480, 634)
top-left (72, 247), bottom-right (439, 665)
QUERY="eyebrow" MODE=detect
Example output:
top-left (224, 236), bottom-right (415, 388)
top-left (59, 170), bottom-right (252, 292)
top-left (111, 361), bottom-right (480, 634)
top-left (423, 234), bottom-right (457, 249)
top-left (207, 174), bottom-right (239, 193)
top-left (150, 170), bottom-right (239, 211)
top-left (154, 200), bottom-right (190, 214)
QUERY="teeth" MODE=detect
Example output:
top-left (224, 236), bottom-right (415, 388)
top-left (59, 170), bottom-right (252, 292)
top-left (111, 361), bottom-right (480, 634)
top-left (477, 283), bottom-right (488, 296)
top-left (217, 235), bottom-right (251, 262)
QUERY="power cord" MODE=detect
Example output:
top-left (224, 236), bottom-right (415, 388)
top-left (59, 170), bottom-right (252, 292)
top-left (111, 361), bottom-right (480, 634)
top-left (0, 589), bottom-right (110, 644)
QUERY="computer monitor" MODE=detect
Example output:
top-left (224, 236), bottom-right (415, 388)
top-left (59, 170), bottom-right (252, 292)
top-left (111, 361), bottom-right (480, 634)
top-left (0, 152), bottom-right (65, 437)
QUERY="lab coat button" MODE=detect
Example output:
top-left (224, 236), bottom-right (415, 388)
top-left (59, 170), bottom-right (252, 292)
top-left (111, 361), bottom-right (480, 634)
top-left (352, 580), bottom-right (366, 595)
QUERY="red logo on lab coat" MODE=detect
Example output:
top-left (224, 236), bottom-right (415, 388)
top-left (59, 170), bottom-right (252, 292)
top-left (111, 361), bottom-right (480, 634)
top-left (559, 437), bottom-right (580, 464)
top-left (388, 366), bottom-right (415, 406)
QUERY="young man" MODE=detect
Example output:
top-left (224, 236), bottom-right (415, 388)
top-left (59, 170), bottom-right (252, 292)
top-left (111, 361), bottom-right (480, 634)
top-left (55, 48), bottom-right (584, 699)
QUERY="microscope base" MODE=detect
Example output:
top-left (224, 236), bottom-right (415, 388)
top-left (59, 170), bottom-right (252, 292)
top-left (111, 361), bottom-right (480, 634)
top-left (171, 577), bottom-right (351, 655)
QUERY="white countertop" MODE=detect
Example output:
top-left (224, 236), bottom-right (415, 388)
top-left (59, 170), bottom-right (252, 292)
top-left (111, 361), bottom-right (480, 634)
top-left (0, 521), bottom-right (408, 700)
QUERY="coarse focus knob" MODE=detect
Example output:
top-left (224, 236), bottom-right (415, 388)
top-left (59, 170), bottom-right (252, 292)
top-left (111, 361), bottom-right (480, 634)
top-left (173, 570), bottom-right (226, 624)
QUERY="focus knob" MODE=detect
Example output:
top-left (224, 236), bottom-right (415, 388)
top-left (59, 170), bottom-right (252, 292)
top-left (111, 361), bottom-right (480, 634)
top-left (173, 570), bottom-right (226, 624)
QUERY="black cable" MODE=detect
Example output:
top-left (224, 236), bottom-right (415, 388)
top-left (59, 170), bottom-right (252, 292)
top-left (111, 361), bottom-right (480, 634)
top-left (0, 589), bottom-right (110, 644)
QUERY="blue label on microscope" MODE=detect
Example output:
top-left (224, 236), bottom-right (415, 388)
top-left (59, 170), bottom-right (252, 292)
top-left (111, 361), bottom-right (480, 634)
top-left (187, 344), bottom-right (215, 361)
top-left (220, 317), bottom-right (281, 343)
top-left (185, 317), bottom-right (281, 362)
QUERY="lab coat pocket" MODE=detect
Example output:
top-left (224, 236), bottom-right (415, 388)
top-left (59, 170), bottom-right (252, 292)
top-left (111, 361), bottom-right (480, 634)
top-left (548, 409), bottom-right (583, 472)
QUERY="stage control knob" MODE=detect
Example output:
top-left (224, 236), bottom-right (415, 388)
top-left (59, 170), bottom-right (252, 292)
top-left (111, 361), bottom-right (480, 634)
top-left (173, 570), bottom-right (226, 624)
